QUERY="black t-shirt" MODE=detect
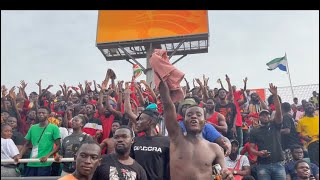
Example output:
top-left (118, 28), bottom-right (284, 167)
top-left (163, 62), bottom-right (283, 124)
top-left (250, 122), bottom-right (284, 164)
top-left (12, 130), bottom-right (24, 146)
top-left (215, 102), bottom-right (237, 128)
top-left (281, 114), bottom-right (302, 150)
top-left (130, 136), bottom-right (170, 180)
top-left (93, 153), bottom-right (148, 180)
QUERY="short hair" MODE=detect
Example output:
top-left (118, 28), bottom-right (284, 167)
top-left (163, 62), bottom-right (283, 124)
top-left (116, 125), bottom-right (134, 138)
top-left (39, 106), bottom-right (51, 114)
top-left (30, 92), bottom-right (38, 96)
top-left (290, 144), bottom-right (303, 153)
top-left (1, 123), bottom-right (11, 132)
top-left (294, 159), bottom-right (308, 170)
top-left (77, 140), bottom-right (101, 154)
top-left (74, 114), bottom-right (87, 125)
top-left (139, 109), bottom-right (161, 124)
top-left (281, 102), bottom-right (292, 113)
top-left (185, 104), bottom-right (204, 115)
top-left (217, 88), bottom-right (227, 95)
top-left (112, 120), bottom-right (122, 126)
top-left (86, 103), bottom-right (96, 111)
top-left (293, 97), bottom-right (298, 101)
top-left (267, 95), bottom-right (282, 105)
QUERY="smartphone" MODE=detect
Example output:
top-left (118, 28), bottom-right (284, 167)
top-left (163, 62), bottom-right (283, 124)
top-left (266, 151), bottom-right (271, 156)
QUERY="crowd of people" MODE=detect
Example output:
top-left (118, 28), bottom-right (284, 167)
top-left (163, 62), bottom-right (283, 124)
top-left (1, 51), bottom-right (319, 180)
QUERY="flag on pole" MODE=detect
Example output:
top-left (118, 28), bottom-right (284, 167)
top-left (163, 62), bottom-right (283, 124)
top-left (133, 64), bottom-right (143, 80)
top-left (266, 54), bottom-right (288, 72)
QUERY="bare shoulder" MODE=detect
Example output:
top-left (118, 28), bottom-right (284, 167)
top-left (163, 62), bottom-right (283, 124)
top-left (207, 141), bottom-right (222, 151)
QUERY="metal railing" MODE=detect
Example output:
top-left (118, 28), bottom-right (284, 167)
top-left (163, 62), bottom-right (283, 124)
top-left (1, 158), bottom-right (75, 179)
top-left (1, 158), bottom-right (74, 164)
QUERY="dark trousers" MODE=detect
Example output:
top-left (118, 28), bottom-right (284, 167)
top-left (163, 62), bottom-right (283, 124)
top-left (308, 141), bottom-right (319, 166)
top-left (236, 126), bottom-right (243, 147)
top-left (25, 166), bottom-right (51, 176)
top-left (50, 162), bottom-right (62, 176)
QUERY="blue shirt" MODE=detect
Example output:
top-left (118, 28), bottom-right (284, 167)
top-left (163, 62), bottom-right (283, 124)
top-left (285, 160), bottom-right (319, 180)
top-left (178, 121), bottom-right (222, 142)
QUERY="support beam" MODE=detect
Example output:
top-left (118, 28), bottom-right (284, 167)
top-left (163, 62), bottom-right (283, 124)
top-left (125, 59), bottom-right (134, 65)
top-left (172, 54), bottom-right (187, 65)
top-left (145, 43), bottom-right (161, 88)
top-left (169, 40), bottom-right (185, 59)
top-left (118, 45), bottom-right (146, 72)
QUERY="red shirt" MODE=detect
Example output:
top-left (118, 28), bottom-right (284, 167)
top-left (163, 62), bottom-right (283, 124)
top-left (241, 142), bottom-right (258, 164)
top-left (94, 112), bottom-right (114, 142)
top-left (233, 91), bottom-right (243, 127)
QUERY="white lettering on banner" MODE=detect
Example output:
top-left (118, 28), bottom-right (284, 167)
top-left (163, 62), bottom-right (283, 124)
top-left (134, 146), bottom-right (162, 153)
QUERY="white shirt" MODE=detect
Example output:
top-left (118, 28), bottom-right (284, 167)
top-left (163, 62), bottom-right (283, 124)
top-left (225, 155), bottom-right (250, 170)
top-left (1, 138), bottom-right (20, 160)
top-left (59, 127), bottom-right (69, 141)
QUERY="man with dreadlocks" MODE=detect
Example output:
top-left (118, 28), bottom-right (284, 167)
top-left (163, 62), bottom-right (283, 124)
top-left (130, 109), bottom-right (170, 180)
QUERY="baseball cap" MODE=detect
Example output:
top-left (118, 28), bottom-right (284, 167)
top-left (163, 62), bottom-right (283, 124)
top-left (259, 109), bottom-right (270, 116)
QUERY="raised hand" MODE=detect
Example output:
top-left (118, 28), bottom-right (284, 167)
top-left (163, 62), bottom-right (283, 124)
top-left (225, 74), bottom-right (230, 83)
top-left (101, 80), bottom-right (108, 91)
top-left (36, 79), bottom-right (42, 87)
top-left (217, 78), bottom-right (222, 84)
top-left (107, 69), bottom-right (116, 80)
top-left (243, 77), bottom-right (248, 84)
top-left (20, 80), bottom-right (28, 89)
top-left (1, 85), bottom-right (8, 97)
top-left (47, 85), bottom-right (53, 89)
top-left (195, 78), bottom-right (203, 86)
top-left (268, 83), bottom-right (278, 95)
top-left (155, 72), bottom-right (169, 96)
top-left (9, 86), bottom-right (16, 100)
top-left (203, 75), bottom-right (209, 87)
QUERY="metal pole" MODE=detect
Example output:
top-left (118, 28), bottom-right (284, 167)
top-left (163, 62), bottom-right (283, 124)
top-left (145, 43), bottom-right (161, 88)
top-left (285, 53), bottom-right (295, 99)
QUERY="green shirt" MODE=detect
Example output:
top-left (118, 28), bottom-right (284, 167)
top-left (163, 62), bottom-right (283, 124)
top-left (25, 123), bottom-right (61, 167)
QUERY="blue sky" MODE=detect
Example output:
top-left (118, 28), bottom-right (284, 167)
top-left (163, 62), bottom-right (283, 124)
top-left (1, 10), bottom-right (319, 94)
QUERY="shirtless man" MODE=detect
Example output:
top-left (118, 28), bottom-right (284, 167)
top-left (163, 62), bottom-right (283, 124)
top-left (99, 120), bottom-right (121, 154)
top-left (157, 74), bottom-right (233, 180)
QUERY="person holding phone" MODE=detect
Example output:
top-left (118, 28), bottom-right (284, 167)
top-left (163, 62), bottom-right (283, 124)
top-left (249, 83), bottom-right (286, 180)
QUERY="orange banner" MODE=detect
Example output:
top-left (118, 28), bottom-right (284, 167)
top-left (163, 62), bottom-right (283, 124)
top-left (96, 10), bottom-right (209, 44)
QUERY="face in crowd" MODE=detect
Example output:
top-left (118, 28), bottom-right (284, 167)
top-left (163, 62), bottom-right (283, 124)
top-left (75, 143), bottom-right (101, 177)
top-left (184, 106), bottom-right (205, 134)
top-left (113, 127), bottom-right (134, 155)
top-left (37, 108), bottom-right (49, 122)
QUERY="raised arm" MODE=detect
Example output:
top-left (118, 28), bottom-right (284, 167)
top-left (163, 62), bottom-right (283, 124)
top-left (20, 80), bottom-right (28, 100)
top-left (157, 73), bottom-right (183, 143)
top-left (36, 79), bottom-right (42, 97)
top-left (105, 91), bottom-right (123, 118)
top-left (243, 77), bottom-right (248, 91)
top-left (1, 85), bottom-right (9, 111)
top-left (140, 80), bottom-right (157, 103)
top-left (134, 83), bottom-right (145, 107)
top-left (123, 84), bottom-right (138, 131)
top-left (184, 78), bottom-right (190, 93)
top-left (225, 74), bottom-right (234, 101)
top-left (8, 88), bottom-right (22, 125)
top-left (269, 83), bottom-right (282, 124)
top-left (237, 89), bottom-right (248, 106)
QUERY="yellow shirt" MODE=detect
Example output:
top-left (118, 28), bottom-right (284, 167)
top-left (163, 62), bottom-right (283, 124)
top-left (296, 115), bottom-right (319, 147)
